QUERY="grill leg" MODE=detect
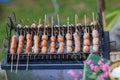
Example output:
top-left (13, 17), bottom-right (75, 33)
top-left (103, 32), bottom-right (110, 59)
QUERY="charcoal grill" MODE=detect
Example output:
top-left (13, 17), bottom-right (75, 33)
top-left (1, 11), bottom-right (110, 70)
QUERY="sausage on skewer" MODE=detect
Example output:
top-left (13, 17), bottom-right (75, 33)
top-left (33, 35), bottom-right (40, 54)
top-left (41, 35), bottom-right (48, 54)
top-left (50, 36), bottom-right (56, 53)
top-left (92, 12), bottom-right (99, 53)
top-left (57, 14), bottom-right (65, 54)
top-left (83, 15), bottom-right (90, 53)
top-left (92, 29), bottom-right (99, 38)
top-left (83, 30), bottom-right (90, 53)
top-left (10, 35), bottom-right (17, 72)
top-left (93, 45), bottom-right (99, 53)
top-left (26, 33), bottom-right (32, 53)
top-left (10, 35), bottom-right (17, 54)
top-left (92, 29), bottom-right (99, 52)
top-left (66, 33), bottom-right (72, 53)
top-left (73, 32), bottom-right (80, 52)
top-left (50, 16), bottom-right (56, 54)
top-left (73, 15), bottom-right (81, 53)
top-left (93, 38), bottom-right (99, 45)
top-left (66, 17), bottom-right (72, 53)
top-left (17, 35), bottom-right (24, 54)
top-left (57, 34), bottom-right (64, 54)
top-left (41, 15), bottom-right (48, 54)
top-left (16, 34), bottom-right (24, 73)
top-left (25, 30), bottom-right (33, 71)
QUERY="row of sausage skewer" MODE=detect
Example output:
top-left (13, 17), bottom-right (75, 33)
top-left (10, 26), bottom-right (99, 54)
top-left (9, 13), bottom-right (99, 72)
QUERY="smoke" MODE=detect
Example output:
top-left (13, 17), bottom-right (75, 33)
top-left (47, 0), bottom-right (59, 24)
top-left (52, 0), bottom-right (59, 14)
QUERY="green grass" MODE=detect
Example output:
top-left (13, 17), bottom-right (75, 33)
top-left (0, 0), bottom-right (120, 58)
top-left (0, 73), bottom-right (6, 80)
top-left (0, 51), bottom-right (6, 61)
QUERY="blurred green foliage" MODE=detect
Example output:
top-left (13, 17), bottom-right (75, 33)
top-left (106, 10), bottom-right (120, 31)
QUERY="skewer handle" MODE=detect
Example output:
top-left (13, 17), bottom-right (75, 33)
top-left (67, 17), bottom-right (69, 33)
top-left (84, 15), bottom-right (87, 33)
top-left (92, 12), bottom-right (95, 29)
top-left (38, 18), bottom-right (41, 35)
top-left (51, 16), bottom-right (54, 36)
top-left (44, 14), bottom-right (47, 35)
top-left (11, 54), bottom-right (13, 72)
top-left (75, 14), bottom-right (78, 32)
top-left (26, 53), bottom-right (30, 71)
top-left (39, 18), bottom-right (41, 25)
top-left (84, 15), bottom-right (87, 27)
top-left (57, 14), bottom-right (60, 35)
top-left (16, 54), bottom-right (20, 73)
